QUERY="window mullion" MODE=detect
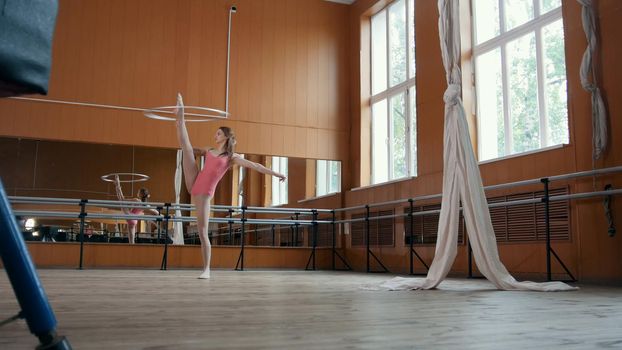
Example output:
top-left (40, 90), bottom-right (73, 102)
top-left (501, 43), bottom-right (512, 156)
top-left (324, 160), bottom-right (333, 194)
top-left (405, 0), bottom-right (412, 177)
top-left (371, 78), bottom-right (415, 104)
top-left (406, 0), bottom-right (410, 80)
top-left (371, 111), bottom-right (376, 184)
top-left (330, 162), bottom-right (334, 193)
top-left (386, 8), bottom-right (391, 91)
top-left (386, 6), bottom-right (392, 181)
top-left (405, 89), bottom-right (412, 176)
top-left (499, 0), bottom-right (506, 34)
top-left (535, 26), bottom-right (548, 148)
top-left (387, 96), bottom-right (393, 180)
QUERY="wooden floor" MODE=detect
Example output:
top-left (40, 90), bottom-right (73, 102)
top-left (1, 269), bottom-right (621, 349)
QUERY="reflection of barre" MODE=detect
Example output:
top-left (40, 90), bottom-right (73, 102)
top-left (8, 196), bottom-right (330, 214)
top-left (14, 211), bottom-right (164, 222)
top-left (218, 221), bottom-right (332, 232)
top-left (9, 196), bottom-right (171, 209)
top-left (195, 228), bottom-right (278, 239)
top-left (215, 225), bottom-right (289, 235)
top-left (12, 210), bottom-right (333, 226)
top-left (9, 196), bottom-right (82, 205)
top-left (175, 216), bottom-right (331, 225)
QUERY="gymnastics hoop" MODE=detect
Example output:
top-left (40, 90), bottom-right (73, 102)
top-left (143, 105), bottom-right (229, 122)
top-left (101, 173), bottom-right (150, 183)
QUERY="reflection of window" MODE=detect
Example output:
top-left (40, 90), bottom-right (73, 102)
top-left (473, 0), bottom-right (568, 162)
top-left (316, 160), bottom-right (341, 197)
top-left (238, 154), bottom-right (245, 207)
top-left (371, 0), bottom-right (417, 184)
top-left (25, 218), bottom-right (36, 230)
top-left (271, 156), bottom-right (288, 206)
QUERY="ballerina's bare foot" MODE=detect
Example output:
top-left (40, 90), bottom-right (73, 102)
top-left (198, 270), bottom-right (211, 279)
top-left (175, 93), bottom-right (184, 121)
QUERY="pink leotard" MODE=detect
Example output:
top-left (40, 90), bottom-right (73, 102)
top-left (191, 151), bottom-right (230, 197)
top-left (126, 207), bottom-right (143, 228)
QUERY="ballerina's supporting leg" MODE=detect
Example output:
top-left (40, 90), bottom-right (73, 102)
top-left (194, 195), bottom-right (212, 279)
top-left (128, 224), bottom-right (136, 244)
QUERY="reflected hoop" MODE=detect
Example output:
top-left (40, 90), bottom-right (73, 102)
top-left (143, 105), bottom-right (228, 122)
top-left (101, 173), bottom-right (150, 183)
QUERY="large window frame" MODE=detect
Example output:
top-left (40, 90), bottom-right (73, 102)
top-left (370, 0), bottom-right (417, 185)
top-left (472, 0), bottom-right (568, 162)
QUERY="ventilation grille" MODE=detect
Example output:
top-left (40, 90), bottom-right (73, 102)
top-left (402, 187), bottom-right (570, 244)
top-left (279, 225), bottom-right (305, 246)
top-left (495, 187), bottom-right (570, 242)
top-left (351, 209), bottom-right (394, 247)
top-left (403, 204), bottom-right (465, 245)
top-left (307, 223), bottom-right (334, 247)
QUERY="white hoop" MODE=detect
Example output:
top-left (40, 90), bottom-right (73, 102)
top-left (101, 173), bottom-right (150, 183)
top-left (143, 105), bottom-right (228, 122)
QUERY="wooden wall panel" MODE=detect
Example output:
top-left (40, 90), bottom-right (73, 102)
top-left (23, 243), bottom-right (334, 269)
top-left (0, 137), bottom-right (180, 202)
top-left (0, 0), bottom-right (350, 161)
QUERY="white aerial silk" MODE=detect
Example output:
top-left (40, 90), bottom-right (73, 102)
top-left (171, 149), bottom-right (184, 245)
top-left (577, 0), bottom-right (608, 160)
top-left (379, 0), bottom-right (576, 291)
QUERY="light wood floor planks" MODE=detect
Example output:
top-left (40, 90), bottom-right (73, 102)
top-left (1, 269), bottom-right (621, 349)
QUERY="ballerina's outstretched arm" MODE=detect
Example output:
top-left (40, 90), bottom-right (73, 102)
top-left (231, 154), bottom-right (287, 182)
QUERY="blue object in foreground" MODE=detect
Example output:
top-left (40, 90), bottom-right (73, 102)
top-left (0, 179), bottom-right (71, 349)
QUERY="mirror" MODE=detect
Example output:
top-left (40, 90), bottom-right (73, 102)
top-left (227, 154), bottom-right (341, 208)
top-left (0, 136), bottom-right (341, 245)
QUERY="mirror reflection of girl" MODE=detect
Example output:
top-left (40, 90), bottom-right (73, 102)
top-left (175, 94), bottom-right (286, 279)
top-left (114, 175), bottom-right (158, 244)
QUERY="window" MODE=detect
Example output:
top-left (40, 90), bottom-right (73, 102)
top-left (370, 0), bottom-right (417, 184)
top-left (238, 154), bottom-right (245, 207)
top-left (271, 156), bottom-right (288, 206)
top-left (316, 160), bottom-right (341, 197)
top-left (473, 0), bottom-right (568, 162)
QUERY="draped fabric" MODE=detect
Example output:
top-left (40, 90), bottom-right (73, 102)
top-left (378, 0), bottom-right (576, 291)
top-left (172, 149), bottom-right (184, 245)
top-left (577, 0), bottom-right (608, 160)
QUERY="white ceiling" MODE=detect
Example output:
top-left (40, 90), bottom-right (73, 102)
top-left (323, 0), bottom-right (356, 5)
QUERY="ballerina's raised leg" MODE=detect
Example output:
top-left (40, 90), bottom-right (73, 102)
top-left (175, 94), bottom-right (211, 279)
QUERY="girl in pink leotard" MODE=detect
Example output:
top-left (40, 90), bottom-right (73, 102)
top-left (175, 94), bottom-right (286, 279)
top-left (114, 176), bottom-right (158, 244)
